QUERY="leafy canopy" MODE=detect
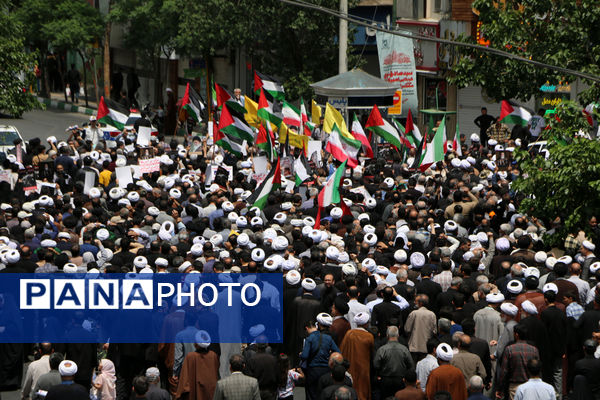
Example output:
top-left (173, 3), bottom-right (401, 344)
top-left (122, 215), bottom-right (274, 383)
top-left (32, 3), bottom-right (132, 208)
top-left (448, 0), bottom-right (600, 104)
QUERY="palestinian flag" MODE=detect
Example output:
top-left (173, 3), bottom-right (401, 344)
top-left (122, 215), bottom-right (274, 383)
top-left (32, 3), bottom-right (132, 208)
top-left (326, 123), bottom-right (359, 168)
top-left (256, 122), bottom-right (277, 161)
top-left (410, 130), bottom-right (428, 170)
top-left (246, 158), bottom-right (282, 209)
top-left (294, 153), bottom-right (311, 186)
top-left (351, 114), bottom-right (373, 158)
top-left (215, 129), bottom-right (245, 158)
top-left (453, 121), bottom-right (462, 156)
top-left (282, 100), bottom-right (301, 128)
top-left (405, 109), bottom-right (422, 148)
top-left (365, 104), bottom-right (403, 149)
top-left (254, 71), bottom-right (285, 101)
top-left (214, 83), bottom-right (246, 115)
top-left (219, 104), bottom-right (255, 143)
top-left (499, 100), bottom-right (532, 126)
top-left (257, 88), bottom-right (282, 127)
top-left (244, 95), bottom-right (260, 128)
top-left (311, 100), bottom-right (322, 125)
top-left (97, 96), bottom-right (129, 130)
top-left (300, 98), bottom-right (315, 135)
top-left (419, 116), bottom-right (446, 171)
top-left (181, 83), bottom-right (204, 123)
top-left (318, 159), bottom-right (347, 208)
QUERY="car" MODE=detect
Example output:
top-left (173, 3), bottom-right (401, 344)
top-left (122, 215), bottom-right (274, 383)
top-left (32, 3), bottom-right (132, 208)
top-left (0, 125), bottom-right (24, 155)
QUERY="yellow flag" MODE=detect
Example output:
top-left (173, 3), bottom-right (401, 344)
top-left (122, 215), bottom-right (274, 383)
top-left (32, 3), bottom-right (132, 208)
top-left (311, 100), bottom-right (322, 125)
top-left (244, 95), bottom-right (260, 128)
top-left (279, 122), bottom-right (309, 149)
top-left (323, 103), bottom-right (357, 144)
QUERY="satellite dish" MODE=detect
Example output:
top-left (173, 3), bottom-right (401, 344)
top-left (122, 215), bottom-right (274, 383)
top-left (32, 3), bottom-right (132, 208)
top-left (366, 22), bottom-right (377, 37)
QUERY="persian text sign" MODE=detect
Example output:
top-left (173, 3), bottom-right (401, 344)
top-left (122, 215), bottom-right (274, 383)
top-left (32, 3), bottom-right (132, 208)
top-left (139, 157), bottom-right (161, 174)
top-left (376, 32), bottom-right (417, 117)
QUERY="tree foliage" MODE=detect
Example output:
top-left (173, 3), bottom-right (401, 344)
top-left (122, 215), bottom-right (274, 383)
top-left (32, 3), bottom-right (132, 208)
top-left (0, 5), bottom-right (40, 117)
top-left (174, 0), bottom-right (359, 100)
top-left (448, 0), bottom-right (600, 104)
top-left (512, 101), bottom-right (600, 245)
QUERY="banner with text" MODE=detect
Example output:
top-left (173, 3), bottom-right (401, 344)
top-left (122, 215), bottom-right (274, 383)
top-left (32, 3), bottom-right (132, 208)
top-left (376, 32), bottom-right (417, 117)
top-left (5, 273), bottom-right (282, 343)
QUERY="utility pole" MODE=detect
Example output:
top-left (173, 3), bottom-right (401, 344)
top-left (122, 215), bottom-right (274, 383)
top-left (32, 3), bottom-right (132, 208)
top-left (339, 0), bottom-right (348, 74)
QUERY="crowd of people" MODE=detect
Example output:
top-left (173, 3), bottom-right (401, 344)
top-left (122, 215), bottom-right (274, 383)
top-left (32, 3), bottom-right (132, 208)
top-left (1, 102), bottom-right (600, 400)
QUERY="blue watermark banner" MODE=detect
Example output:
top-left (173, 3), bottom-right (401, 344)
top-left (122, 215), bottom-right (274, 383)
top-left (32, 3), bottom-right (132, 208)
top-left (0, 273), bottom-right (282, 343)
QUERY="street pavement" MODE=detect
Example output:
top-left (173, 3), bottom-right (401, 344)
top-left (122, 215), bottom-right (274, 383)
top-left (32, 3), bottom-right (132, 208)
top-left (1, 108), bottom-right (90, 142)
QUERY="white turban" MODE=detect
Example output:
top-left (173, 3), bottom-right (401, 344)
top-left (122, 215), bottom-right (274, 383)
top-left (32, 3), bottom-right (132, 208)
top-left (523, 267), bottom-right (540, 279)
top-left (543, 283), bottom-right (558, 294)
top-left (303, 217), bottom-right (315, 227)
top-left (286, 270), bottom-right (301, 285)
top-left (500, 302), bottom-right (519, 316)
top-left (134, 256), bottom-right (148, 269)
top-left (317, 313), bottom-right (333, 327)
top-left (394, 250), bottom-right (407, 263)
top-left (521, 300), bottom-right (538, 315)
top-left (282, 259), bottom-right (297, 271)
top-left (583, 240), bottom-right (596, 251)
top-left (444, 220), bottom-right (458, 232)
top-left (264, 255), bottom-right (282, 271)
top-left (362, 258), bottom-right (376, 272)
top-left (507, 279), bottom-right (523, 294)
top-left (6, 250), bottom-right (20, 264)
top-left (63, 263), bottom-right (78, 273)
top-left (353, 312), bottom-right (370, 326)
top-left (236, 216), bottom-right (248, 228)
top-left (251, 216), bottom-right (263, 227)
top-left (251, 248), bottom-right (266, 262)
top-left (96, 228), bottom-right (109, 241)
top-left (326, 246), bottom-right (340, 261)
top-left (89, 188), bottom-right (101, 199)
top-left (155, 257), bottom-right (169, 267)
top-left (159, 221), bottom-right (175, 241)
top-left (222, 201), bottom-right (234, 212)
top-left (436, 343), bottom-right (454, 361)
top-left (147, 206), bottom-right (160, 217)
top-left (274, 212), bottom-right (287, 225)
top-left (272, 236), bottom-right (289, 251)
top-left (169, 188), bottom-right (181, 199)
top-left (210, 234), bottom-right (223, 247)
top-left (545, 257), bottom-right (557, 270)
top-left (330, 207), bottom-right (343, 219)
top-left (364, 233), bottom-right (378, 247)
top-left (342, 264), bottom-right (357, 277)
top-left (486, 292), bottom-right (505, 304)
top-left (363, 224), bottom-right (376, 234)
top-left (302, 278), bottom-right (316, 292)
top-left (281, 202), bottom-right (292, 211)
top-left (590, 261), bottom-right (600, 275)
top-left (194, 330), bottom-right (211, 348)
top-left (59, 360), bottom-right (78, 376)
top-left (410, 252), bottom-right (425, 268)
top-left (375, 266), bottom-right (389, 276)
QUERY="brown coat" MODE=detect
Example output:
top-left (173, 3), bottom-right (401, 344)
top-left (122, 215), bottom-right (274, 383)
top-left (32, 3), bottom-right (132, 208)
top-left (340, 328), bottom-right (374, 400)
top-left (175, 350), bottom-right (219, 400)
top-left (426, 364), bottom-right (467, 400)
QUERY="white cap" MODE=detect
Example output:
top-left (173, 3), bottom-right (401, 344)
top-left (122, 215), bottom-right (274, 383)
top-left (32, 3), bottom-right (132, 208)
top-left (394, 249), bottom-right (407, 263)
top-left (496, 238), bottom-right (510, 252)
top-left (410, 252), bottom-right (425, 268)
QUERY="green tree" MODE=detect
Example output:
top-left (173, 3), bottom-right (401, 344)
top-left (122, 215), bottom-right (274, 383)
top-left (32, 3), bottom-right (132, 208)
top-left (512, 101), bottom-right (600, 245)
top-left (448, 0), bottom-right (600, 104)
top-left (174, 0), bottom-right (359, 101)
top-left (16, 0), bottom-right (104, 104)
top-left (0, 4), bottom-right (40, 117)
top-left (110, 0), bottom-right (179, 103)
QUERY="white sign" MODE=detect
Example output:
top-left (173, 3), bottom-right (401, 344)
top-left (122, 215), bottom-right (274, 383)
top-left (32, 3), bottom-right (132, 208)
top-left (136, 126), bottom-right (152, 146)
top-left (377, 32), bottom-right (418, 117)
top-left (139, 158), bottom-right (161, 174)
top-left (116, 166), bottom-right (133, 188)
top-left (83, 171), bottom-right (95, 195)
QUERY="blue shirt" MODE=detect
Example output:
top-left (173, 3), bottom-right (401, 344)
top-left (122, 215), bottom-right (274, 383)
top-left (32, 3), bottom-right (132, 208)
top-left (301, 331), bottom-right (340, 368)
top-left (514, 378), bottom-right (555, 400)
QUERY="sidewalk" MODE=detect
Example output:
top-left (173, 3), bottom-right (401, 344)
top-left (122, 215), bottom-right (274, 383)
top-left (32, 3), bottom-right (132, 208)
top-left (37, 92), bottom-right (97, 116)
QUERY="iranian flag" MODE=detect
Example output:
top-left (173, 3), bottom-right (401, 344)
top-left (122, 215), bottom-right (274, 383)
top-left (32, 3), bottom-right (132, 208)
top-left (453, 121), bottom-right (462, 156)
top-left (294, 153), bottom-right (311, 186)
top-left (256, 122), bottom-right (277, 161)
top-left (254, 71), bottom-right (285, 101)
top-left (219, 104), bottom-right (255, 143)
top-left (405, 109), bottom-right (422, 148)
top-left (214, 83), bottom-right (246, 115)
top-left (257, 88), bottom-right (282, 127)
top-left (410, 130), bottom-right (428, 170)
top-left (351, 114), bottom-right (373, 158)
top-left (181, 83), bottom-right (204, 123)
top-left (499, 100), bottom-right (532, 126)
top-left (300, 98), bottom-right (315, 135)
top-left (419, 116), bottom-right (446, 171)
top-left (365, 104), bottom-right (403, 149)
top-left (314, 160), bottom-right (347, 228)
top-left (282, 100), bottom-right (301, 127)
top-left (97, 96), bottom-right (129, 130)
top-left (246, 158), bottom-right (282, 209)
top-left (326, 123), bottom-right (359, 168)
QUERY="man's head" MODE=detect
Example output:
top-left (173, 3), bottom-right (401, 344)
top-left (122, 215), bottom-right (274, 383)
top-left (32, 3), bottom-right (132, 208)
top-left (324, 273), bottom-right (335, 288)
top-left (403, 369), bottom-right (418, 386)
top-left (526, 358), bottom-right (542, 378)
top-left (468, 375), bottom-right (484, 394)
top-left (145, 367), bottom-right (160, 385)
top-left (229, 354), bottom-right (245, 372)
top-left (386, 325), bottom-right (399, 341)
top-left (49, 352), bottom-right (64, 370)
top-left (481, 107), bottom-right (487, 115)
top-left (58, 360), bottom-right (78, 381)
top-left (132, 376), bottom-right (149, 397)
top-left (334, 386), bottom-right (352, 400)
top-left (40, 342), bottom-right (53, 355)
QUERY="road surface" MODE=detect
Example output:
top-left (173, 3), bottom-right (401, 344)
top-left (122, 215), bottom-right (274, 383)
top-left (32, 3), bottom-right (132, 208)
top-left (1, 109), bottom-right (90, 142)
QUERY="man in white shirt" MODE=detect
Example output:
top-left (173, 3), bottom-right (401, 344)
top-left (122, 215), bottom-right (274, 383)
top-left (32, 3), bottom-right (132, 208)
top-left (85, 116), bottom-right (102, 150)
top-left (345, 286), bottom-right (369, 329)
top-left (514, 358), bottom-right (555, 400)
top-left (22, 343), bottom-right (53, 400)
